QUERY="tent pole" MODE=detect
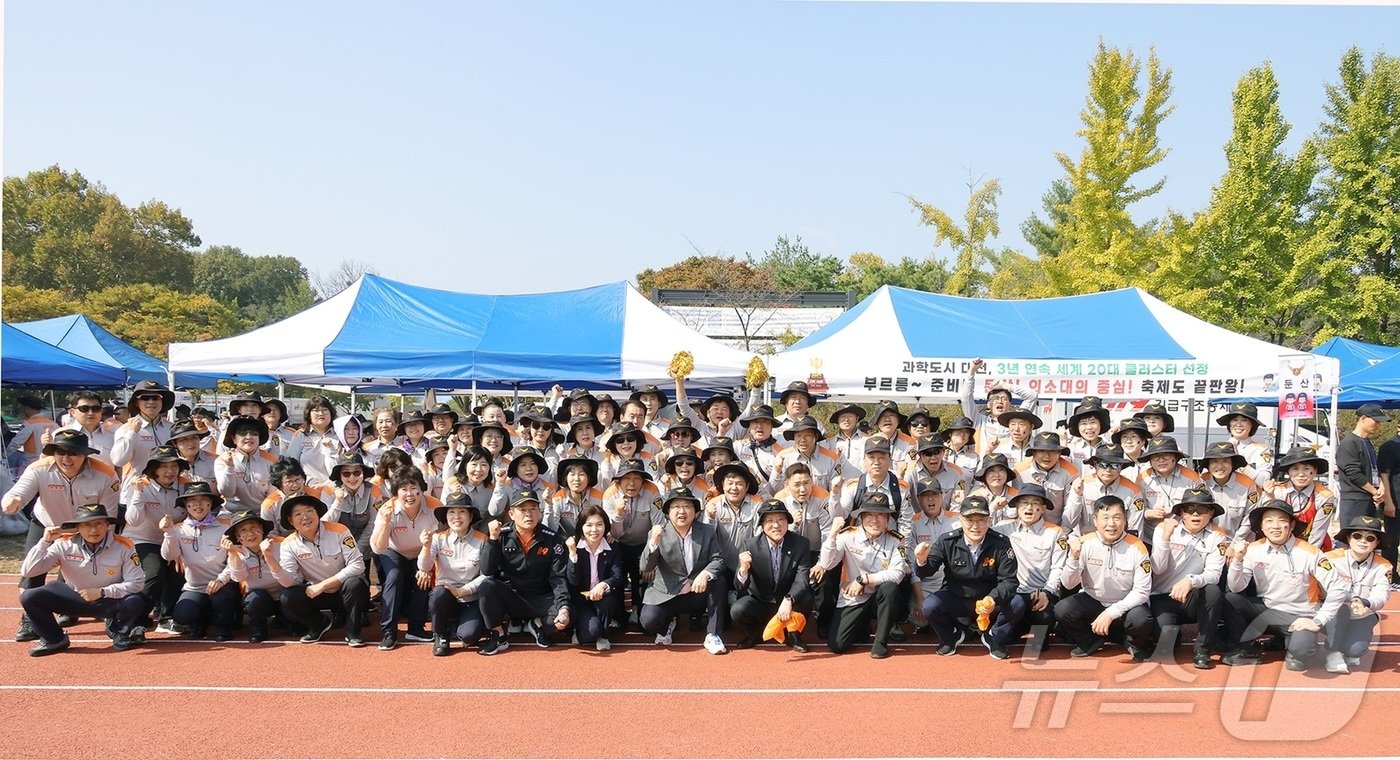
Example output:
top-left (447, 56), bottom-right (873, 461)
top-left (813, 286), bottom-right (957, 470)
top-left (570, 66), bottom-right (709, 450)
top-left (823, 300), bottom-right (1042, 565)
top-left (1200, 396), bottom-right (1211, 450)
top-left (1328, 387), bottom-right (1340, 481)
top-left (350, 388), bottom-right (357, 413)
top-left (471, 380), bottom-right (478, 409)
top-left (277, 381), bottom-right (285, 401)
top-left (1187, 398), bottom-right (1196, 455)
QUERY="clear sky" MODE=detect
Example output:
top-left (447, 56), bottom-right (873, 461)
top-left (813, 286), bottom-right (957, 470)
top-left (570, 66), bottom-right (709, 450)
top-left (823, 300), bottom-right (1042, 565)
top-left (5, 1), bottom-right (1398, 295)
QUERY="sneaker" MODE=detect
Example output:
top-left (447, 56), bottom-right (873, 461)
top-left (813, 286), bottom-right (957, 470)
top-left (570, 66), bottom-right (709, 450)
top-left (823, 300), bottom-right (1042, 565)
top-left (1221, 649), bottom-right (1259, 667)
top-left (111, 633), bottom-right (137, 651)
top-left (299, 615), bottom-right (334, 644)
top-left (1126, 642), bottom-right (1151, 663)
top-left (346, 635), bottom-right (366, 648)
top-left (982, 632), bottom-right (1009, 660)
top-left (15, 617), bottom-right (39, 643)
top-left (703, 634), bottom-right (728, 655)
top-left (378, 632), bottom-right (398, 651)
top-left (478, 630), bottom-right (509, 656)
top-left (404, 628), bottom-right (432, 643)
top-left (1284, 654), bottom-right (1308, 672)
top-left (432, 635), bottom-right (450, 657)
top-left (888, 626), bottom-right (907, 642)
top-left (1345, 656), bottom-right (1362, 668)
top-left (870, 641), bottom-right (891, 659)
top-left (596, 637), bottom-right (612, 652)
top-left (56, 614), bottom-right (79, 628)
top-left (1070, 638), bottom-right (1105, 658)
top-left (1325, 651), bottom-right (1349, 674)
top-left (29, 636), bottom-right (71, 657)
top-left (936, 628), bottom-right (966, 656)
top-left (654, 619), bottom-right (677, 646)
top-left (128, 626), bottom-right (146, 643)
top-left (527, 618), bottom-right (552, 648)
top-left (154, 620), bottom-right (180, 635)
top-left (507, 620), bottom-right (525, 634)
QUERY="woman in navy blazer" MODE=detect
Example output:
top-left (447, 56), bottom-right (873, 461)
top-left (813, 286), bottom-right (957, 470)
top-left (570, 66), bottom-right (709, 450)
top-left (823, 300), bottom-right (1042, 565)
top-left (566, 504), bottom-right (626, 650)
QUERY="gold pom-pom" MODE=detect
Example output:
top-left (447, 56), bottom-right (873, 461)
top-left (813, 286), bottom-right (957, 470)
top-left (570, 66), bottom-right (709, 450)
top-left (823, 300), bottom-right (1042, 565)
top-left (668, 350), bottom-right (694, 380)
top-left (745, 356), bottom-right (770, 389)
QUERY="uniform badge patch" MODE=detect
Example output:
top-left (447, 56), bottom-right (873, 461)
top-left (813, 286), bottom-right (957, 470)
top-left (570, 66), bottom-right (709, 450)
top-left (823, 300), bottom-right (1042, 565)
top-left (342, 536), bottom-right (357, 550)
top-left (1133, 498), bottom-right (1147, 512)
top-left (1218, 543), bottom-right (1229, 555)
top-left (1322, 504), bottom-right (1335, 515)
top-left (1139, 559), bottom-right (1151, 574)
top-left (130, 554), bottom-right (141, 567)
top-left (1057, 536), bottom-right (1070, 550)
top-left (1318, 557), bottom-right (1333, 571)
top-left (1247, 491), bottom-right (1259, 504)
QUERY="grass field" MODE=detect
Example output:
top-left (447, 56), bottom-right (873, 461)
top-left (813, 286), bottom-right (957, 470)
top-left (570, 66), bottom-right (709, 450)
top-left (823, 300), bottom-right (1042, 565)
top-left (0, 533), bottom-right (24, 573)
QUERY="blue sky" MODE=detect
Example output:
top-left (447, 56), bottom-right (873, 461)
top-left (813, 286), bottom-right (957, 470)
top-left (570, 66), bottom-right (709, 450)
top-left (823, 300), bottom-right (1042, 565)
top-left (5, 1), bottom-right (1397, 295)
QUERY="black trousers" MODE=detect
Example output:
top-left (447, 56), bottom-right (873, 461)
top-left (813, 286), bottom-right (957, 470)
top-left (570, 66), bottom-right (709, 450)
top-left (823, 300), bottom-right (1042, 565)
top-left (20, 582), bottom-right (147, 645)
top-left (429, 586), bottom-right (487, 644)
top-left (377, 551), bottom-right (430, 634)
top-left (1223, 593), bottom-right (1320, 658)
top-left (477, 577), bottom-right (565, 632)
top-left (280, 576), bottom-right (369, 637)
top-left (135, 542), bottom-right (181, 622)
top-left (173, 585), bottom-right (242, 633)
top-left (1053, 591), bottom-right (1154, 651)
top-left (640, 575), bottom-right (729, 639)
top-left (618, 542), bottom-right (646, 616)
top-left (243, 587), bottom-right (279, 634)
top-left (1150, 585), bottom-right (1224, 654)
top-left (572, 592), bottom-right (622, 644)
top-left (731, 587), bottom-right (814, 641)
top-left (828, 582), bottom-right (900, 653)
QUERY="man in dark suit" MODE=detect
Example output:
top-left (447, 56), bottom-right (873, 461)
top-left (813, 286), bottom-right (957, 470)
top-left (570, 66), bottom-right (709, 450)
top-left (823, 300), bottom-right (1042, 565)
top-left (915, 495), bottom-right (1021, 659)
top-left (731, 498), bottom-right (813, 652)
top-left (640, 486), bottom-right (729, 654)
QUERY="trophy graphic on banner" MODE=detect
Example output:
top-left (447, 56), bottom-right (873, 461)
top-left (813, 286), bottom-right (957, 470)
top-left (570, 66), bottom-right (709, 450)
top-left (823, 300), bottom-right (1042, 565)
top-left (806, 357), bottom-right (829, 393)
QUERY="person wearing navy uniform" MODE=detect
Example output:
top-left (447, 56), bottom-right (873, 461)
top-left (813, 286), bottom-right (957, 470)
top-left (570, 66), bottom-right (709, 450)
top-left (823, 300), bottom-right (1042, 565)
top-left (914, 494), bottom-right (1021, 659)
top-left (731, 498), bottom-right (813, 652)
top-left (477, 487), bottom-right (571, 654)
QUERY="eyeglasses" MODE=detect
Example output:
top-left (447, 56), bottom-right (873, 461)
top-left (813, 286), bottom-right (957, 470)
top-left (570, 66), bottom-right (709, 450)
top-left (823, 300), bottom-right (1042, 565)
top-left (73, 405), bottom-right (103, 413)
top-left (1348, 533), bottom-right (1380, 543)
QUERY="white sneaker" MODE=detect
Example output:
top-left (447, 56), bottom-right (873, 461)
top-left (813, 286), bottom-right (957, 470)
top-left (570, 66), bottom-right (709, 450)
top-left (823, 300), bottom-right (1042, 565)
top-left (654, 619), bottom-right (676, 646)
top-left (703, 634), bottom-right (728, 655)
top-left (596, 637), bottom-right (612, 652)
top-left (1325, 651), bottom-right (1349, 674)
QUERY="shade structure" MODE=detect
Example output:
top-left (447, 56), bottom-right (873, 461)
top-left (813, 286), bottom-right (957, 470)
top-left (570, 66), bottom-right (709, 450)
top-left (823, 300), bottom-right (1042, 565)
top-left (767, 286), bottom-right (1340, 401)
top-left (168, 275), bottom-right (754, 392)
top-left (13, 314), bottom-right (266, 389)
top-left (1, 322), bottom-right (128, 388)
top-left (1333, 352), bottom-right (1400, 405)
top-left (1312, 336), bottom-right (1400, 377)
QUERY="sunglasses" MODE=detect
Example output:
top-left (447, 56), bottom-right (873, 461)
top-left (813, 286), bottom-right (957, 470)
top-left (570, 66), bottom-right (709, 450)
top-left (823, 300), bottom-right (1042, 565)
top-left (909, 419), bottom-right (931, 427)
top-left (1095, 462), bottom-right (1125, 469)
top-left (73, 405), bottom-right (103, 413)
top-left (1348, 533), bottom-right (1380, 543)
top-left (135, 394), bottom-right (163, 402)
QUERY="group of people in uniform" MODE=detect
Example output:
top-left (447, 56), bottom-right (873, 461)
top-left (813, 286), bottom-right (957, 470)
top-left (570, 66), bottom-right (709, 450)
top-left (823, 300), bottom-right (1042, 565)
top-left (4, 366), bottom-right (1392, 674)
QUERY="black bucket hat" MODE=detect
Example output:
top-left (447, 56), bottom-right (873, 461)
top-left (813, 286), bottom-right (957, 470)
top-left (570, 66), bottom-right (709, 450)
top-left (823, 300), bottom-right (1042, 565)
top-left (739, 404), bottom-right (779, 427)
top-left (425, 403), bottom-right (460, 428)
top-left (222, 415), bottom-right (270, 448)
top-left (330, 450), bottom-right (370, 484)
top-left (870, 400), bottom-right (906, 429)
top-left (604, 422), bottom-right (645, 455)
top-left (472, 420), bottom-right (513, 452)
top-left (397, 410), bottom-right (429, 436)
top-left (1111, 417), bottom-right (1151, 445)
top-left (1009, 483), bottom-right (1050, 509)
top-left (974, 453), bottom-right (1013, 482)
top-left (1067, 396), bottom-right (1111, 434)
top-left (225, 510), bottom-right (274, 543)
top-left (594, 393), bottom-right (621, 418)
top-left (1173, 485), bottom-right (1224, 519)
top-left (1196, 440), bottom-right (1247, 472)
top-left (1133, 401), bottom-right (1176, 433)
top-left (661, 418), bottom-right (701, 441)
top-left (61, 504), bottom-right (117, 529)
top-left (1086, 443), bottom-right (1131, 467)
top-left (782, 415), bottom-right (826, 442)
top-left (712, 462), bottom-right (759, 495)
top-left (556, 455), bottom-right (600, 490)
top-left (143, 444), bottom-right (190, 477)
top-left (1216, 402), bottom-right (1264, 435)
top-left (662, 486), bottom-right (701, 513)
top-left (901, 406), bottom-right (940, 434)
top-left (228, 391), bottom-right (269, 416)
top-left (279, 493), bottom-right (328, 531)
top-left (996, 408), bottom-right (1043, 429)
top-left (176, 480), bottom-right (224, 511)
top-left (127, 380), bottom-right (175, 414)
top-left (662, 447), bottom-right (702, 474)
top-left (565, 414), bottom-right (605, 443)
top-left (699, 394), bottom-right (740, 422)
top-left (1025, 431), bottom-right (1069, 454)
top-left (42, 429), bottom-right (99, 457)
top-left (1139, 436), bottom-right (1186, 463)
top-left (168, 418), bottom-right (209, 443)
top-left (756, 497), bottom-right (793, 524)
top-left (435, 490), bottom-right (482, 525)
top-left (1272, 445), bottom-right (1327, 480)
top-left (629, 384), bottom-right (669, 406)
top-left (827, 403), bottom-right (867, 425)
top-left (778, 381), bottom-right (816, 407)
top-left (1247, 499), bottom-right (1295, 535)
top-left (702, 436), bottom-right (737, 461)
top-left (612, 457), bottom-right (653, 482)
top-left (507, 447), bottom-right (550, 479)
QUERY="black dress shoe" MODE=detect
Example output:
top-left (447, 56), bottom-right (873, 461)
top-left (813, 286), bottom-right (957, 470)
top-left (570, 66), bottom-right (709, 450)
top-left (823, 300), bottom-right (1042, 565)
top-left (1193, 652), bottom-right (1215, 670)
top-left (433, 635), bottom-right (451, 657)
top-left (734, 635), bottom-right (758, 650)
top-left (786, 630), bottom-right (808, 653)
top-left (870, 642), bottom-right (891, 659)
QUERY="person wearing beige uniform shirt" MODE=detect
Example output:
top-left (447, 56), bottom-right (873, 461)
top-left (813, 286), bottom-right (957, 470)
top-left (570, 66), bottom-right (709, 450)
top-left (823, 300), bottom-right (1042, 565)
top-left (1148, 486), bottom-right (1229, 669)
top-left (1055, 495), bottom-right (1155, 661)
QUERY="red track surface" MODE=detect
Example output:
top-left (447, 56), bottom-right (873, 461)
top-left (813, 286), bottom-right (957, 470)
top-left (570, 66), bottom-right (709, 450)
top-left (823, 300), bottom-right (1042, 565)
top-left (0, 574), bottom-right (1396, 759)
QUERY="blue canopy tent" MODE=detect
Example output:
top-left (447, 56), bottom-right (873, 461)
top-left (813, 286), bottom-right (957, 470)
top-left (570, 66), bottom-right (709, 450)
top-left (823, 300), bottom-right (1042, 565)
top-left (167, 275), bottom-right (753, 393)
top-left (13, 314), bottom-right (270, 389)
top-left (2, 322), bottom-right (128, 388)
top-left (1312, 336), bottom-right (1400, 377)
top-left (1336, 353), bottom-right (1400, 404)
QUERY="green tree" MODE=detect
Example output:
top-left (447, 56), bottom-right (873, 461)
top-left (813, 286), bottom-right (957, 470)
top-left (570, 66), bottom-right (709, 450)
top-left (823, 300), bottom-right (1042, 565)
top-left (1020, 179), bottom-right (1073, 261)
top-left (1041, 42), bottom-right (1175, 295)
top-left (0, 285), bottom-right (80, 323)
top-left (2, 166), bottom-right (199, 296)
top-left (835, 252), bottom-right (951, 300)
top-left (192, 245), bottom-right (317, 327)
top-left (1313, 48), bottom-right (1400, 343)
top-left (906, 175), bottom-right (1006, 297)
top-left (1153, 64), bottom-right (1330, 347)
top-left (748, 235), bottom-right (845, 291)
top-left (84, 283), bottom-right (244, 359)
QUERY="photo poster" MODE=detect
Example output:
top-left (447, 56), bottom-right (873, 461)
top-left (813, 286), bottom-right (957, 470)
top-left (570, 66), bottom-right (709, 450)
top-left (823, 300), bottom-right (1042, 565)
top-left (1275, 354), bottom-right (1322, 420)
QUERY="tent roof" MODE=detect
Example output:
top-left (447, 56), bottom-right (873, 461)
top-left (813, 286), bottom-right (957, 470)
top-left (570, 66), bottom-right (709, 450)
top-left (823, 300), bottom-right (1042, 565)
top-left (168, 275), bottom-right (753, 391)
top-left (1312, 337), bottom-right (1400, 377)
top-left (773, 286), bottom-right (1336, 401)
top-left (2, 322), bottom-right (128, 389)
top-left (13, 314), bottom-right (258, 389)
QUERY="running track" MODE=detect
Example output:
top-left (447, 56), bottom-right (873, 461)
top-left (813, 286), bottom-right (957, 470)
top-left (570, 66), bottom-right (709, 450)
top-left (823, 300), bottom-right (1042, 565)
top-left (0, 574), bottom-right (1395, 759)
